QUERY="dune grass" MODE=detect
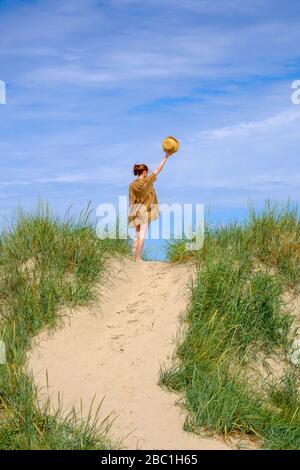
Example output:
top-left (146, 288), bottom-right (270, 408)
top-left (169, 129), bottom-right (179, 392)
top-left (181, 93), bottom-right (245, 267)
top-left (0, 203), bottom-right (130, 449)
top-left (162, 201), bottom-right (300, 449)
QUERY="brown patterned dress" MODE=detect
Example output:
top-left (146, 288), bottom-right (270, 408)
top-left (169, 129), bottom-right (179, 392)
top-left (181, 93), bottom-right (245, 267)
top-left (128, 172), bottom-right (159, 227)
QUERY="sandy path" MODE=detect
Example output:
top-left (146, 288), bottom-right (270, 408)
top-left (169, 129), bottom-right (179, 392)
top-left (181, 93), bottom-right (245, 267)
top-left (29, 258), bottom-right (229, 450)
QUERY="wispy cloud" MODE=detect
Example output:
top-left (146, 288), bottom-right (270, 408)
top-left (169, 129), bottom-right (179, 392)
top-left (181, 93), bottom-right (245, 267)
top-left (192, 109), bottom-right (300, 141)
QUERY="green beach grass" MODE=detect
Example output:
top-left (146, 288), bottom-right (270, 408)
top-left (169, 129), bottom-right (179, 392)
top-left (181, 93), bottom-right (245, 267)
top-left (162, 201), bottom-right (300, 449)
top-left (1, 199), bottom-right (299, 449)
top-left (0, 202), bottom-right (130, 449)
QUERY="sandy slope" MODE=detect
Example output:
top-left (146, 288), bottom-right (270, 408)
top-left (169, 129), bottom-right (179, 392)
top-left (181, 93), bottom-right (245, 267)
top-left (29, 258), bottom-right (229, 450)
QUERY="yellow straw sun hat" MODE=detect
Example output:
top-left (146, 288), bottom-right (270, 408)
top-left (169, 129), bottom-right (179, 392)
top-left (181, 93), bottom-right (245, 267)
top-left (162, 136), bottom-right (179, 155)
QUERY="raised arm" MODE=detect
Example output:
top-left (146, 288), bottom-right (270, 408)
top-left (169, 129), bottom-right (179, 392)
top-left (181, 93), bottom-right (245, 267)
top-left (153, 152), bottom-right (171, 176)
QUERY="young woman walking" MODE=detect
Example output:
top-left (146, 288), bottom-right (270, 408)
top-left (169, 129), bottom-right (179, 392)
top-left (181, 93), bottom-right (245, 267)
top-left (128, 153), bottom-right (171, 262)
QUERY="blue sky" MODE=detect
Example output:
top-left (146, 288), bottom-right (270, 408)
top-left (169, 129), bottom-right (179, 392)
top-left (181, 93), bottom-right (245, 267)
top-left (1, 0), bottom-right (300, 227)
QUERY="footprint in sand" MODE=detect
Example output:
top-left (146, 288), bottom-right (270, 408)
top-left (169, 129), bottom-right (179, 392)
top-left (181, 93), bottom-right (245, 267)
top-left (159, 293), bottom-right (169, 300)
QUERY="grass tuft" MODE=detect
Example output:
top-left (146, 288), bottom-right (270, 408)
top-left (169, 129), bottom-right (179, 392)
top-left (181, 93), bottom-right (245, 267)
top-left (0, 202), bottom-right (130, 449)
top-left (162, 201), bottom-right (300, 449)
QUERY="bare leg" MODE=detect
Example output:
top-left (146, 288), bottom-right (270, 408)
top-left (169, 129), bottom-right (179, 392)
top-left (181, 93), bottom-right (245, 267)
top-left (133, 238), bottom-right (138, 259)
top-left (133, 225), bottom-right (140, 259)
top-left (135, 223), bottom-right (148, 261)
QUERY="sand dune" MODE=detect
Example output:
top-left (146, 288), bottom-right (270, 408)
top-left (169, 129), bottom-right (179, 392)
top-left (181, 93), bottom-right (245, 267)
top-left (29, 258), bottom-right (229, 450)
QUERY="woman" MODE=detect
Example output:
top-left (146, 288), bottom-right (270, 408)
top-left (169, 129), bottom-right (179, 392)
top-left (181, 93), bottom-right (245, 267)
top-left (128, 152), bottom-right (171, 262)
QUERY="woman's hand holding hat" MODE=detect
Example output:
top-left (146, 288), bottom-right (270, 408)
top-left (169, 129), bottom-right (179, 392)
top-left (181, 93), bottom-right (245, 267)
top-left (162, 136), bottom-right (180, 155)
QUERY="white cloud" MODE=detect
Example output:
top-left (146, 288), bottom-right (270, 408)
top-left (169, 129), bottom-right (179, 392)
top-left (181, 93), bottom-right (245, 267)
top-left (192, 109), bottom-right (300, 141)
